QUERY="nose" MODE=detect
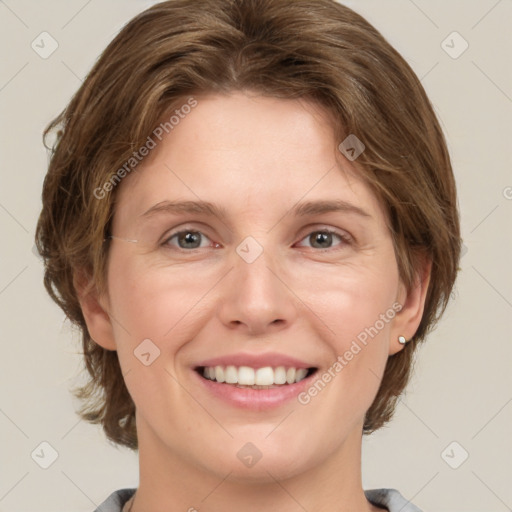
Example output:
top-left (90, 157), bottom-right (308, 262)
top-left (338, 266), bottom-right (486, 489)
top-left (217, 242), bottom-right (298, 336)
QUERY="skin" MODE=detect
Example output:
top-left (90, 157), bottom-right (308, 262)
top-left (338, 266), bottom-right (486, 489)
top-left (79, 91), bottom-right (430, 512)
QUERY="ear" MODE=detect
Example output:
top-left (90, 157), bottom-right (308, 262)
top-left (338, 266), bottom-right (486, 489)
top-left (74, 270), bottom-right (117, 351)
top-left (389, 252), bottom-right (432, 356)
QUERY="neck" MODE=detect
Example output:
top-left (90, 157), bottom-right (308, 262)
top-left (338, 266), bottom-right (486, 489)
top-left (130, 417), bottom-right (382, 512)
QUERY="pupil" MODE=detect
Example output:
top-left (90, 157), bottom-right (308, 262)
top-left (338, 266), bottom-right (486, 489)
top-left (312, 232), bottom-right (331, 248)
top-left (179, 231), bottom-right (200, 248)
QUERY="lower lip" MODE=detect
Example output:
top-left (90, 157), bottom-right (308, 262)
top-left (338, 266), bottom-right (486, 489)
top-left (193, 370), bottom-right (316, 410)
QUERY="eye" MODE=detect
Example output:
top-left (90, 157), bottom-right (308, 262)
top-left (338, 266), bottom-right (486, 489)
top-left (162, 229), bottom-right (218, 250)
top-left (295, 229), bottom-right (351, 250)
top-left (161, 227), bottom-right (351, 251)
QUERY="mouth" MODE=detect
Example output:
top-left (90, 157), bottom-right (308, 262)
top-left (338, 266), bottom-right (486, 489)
top-left (192, 352), bottom-right (319, 409)
top-left (195, 365), bottom-right (318, 389)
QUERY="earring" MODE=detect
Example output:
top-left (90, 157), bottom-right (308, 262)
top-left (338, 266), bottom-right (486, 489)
top-left (398, 335), bottom-right (407, 345)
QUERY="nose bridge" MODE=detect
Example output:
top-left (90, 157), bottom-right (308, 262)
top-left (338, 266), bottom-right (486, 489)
top-left (236, 236), bottom-right (279, 299)
top-left (218, 235), bottom-right (296, 334)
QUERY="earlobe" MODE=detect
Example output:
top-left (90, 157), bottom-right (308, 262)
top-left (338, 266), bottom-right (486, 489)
top-left (389, 254), bottom-right (432, 356)
top-left (74, 271), bottom-right (117, 351)
top-left (397, 335), bottom-right (408, 345)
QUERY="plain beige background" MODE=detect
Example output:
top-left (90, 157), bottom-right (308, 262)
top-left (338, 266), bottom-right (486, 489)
top-left (0, 1), bottom-right (511, 511)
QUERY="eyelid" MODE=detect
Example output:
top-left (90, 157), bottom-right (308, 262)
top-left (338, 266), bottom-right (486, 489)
top-left (160, 223), bottom-right (218, 246)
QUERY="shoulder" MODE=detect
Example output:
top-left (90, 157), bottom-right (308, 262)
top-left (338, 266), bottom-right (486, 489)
top-left (94, 487), bottom-right (420, 512)
top-left (93, 488), bottom-right (136, 512)
top-left (364, 488), bottom-right (423, 512)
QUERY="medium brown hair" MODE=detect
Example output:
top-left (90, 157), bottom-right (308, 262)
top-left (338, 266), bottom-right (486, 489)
top-left (35, 0), bottom-right (461, 450)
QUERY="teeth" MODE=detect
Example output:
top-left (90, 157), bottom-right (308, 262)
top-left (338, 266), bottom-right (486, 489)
top-left (295, 368), bottom-right (308, 381)
top-left (274, 366), bottom-right (287, 384)
top-left (255, 367), bottom-right (274, 386)
top-left (201, 365), bottom-right (312, 386)
top-left (214, 366), bottom-right (225, 383)
top-left (225, 365), bottom-right (238, 384)
top-left (238, 366), bottom-right (255, 385)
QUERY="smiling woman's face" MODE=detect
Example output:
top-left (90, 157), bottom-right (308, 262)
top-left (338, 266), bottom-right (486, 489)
top-left (86, 91), bottom-right (425, 483)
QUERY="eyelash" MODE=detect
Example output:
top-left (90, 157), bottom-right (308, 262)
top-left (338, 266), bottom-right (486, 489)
top-left (161, 226), bottom-right (353, 252)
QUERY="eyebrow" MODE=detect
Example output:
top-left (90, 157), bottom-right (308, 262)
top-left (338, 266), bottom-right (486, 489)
top-left (293, 199), bottom-right (371, 218)
top-left (140, 199), bottom-right (371, 221)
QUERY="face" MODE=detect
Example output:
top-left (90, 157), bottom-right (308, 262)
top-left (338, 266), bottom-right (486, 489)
top-left (90, 91), bottom-right (421, 482)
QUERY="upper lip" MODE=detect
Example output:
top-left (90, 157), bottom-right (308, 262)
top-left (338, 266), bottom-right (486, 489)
top-left (194, 352), bottom-right (316, 370)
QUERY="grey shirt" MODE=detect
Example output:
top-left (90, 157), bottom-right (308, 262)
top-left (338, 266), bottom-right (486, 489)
top-left (93, 488), bottom-right (423, 511)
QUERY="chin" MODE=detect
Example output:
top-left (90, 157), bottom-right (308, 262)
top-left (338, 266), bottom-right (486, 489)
top-left (199, 432), bottom-right (322, 483)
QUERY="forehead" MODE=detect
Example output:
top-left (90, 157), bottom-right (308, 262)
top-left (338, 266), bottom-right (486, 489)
top-left (112, 92), bottom-right (387, 230)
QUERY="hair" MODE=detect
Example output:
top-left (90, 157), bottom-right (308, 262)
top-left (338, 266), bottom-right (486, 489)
top-left (35, 0), bottom-right (461, 450)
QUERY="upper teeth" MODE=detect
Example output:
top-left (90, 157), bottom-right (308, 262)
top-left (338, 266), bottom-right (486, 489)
top-left (202, 366), bottom-right (309, 386)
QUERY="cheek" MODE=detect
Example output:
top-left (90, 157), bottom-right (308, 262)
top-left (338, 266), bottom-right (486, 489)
top-left (106, 241), bottom-right (400, 350)
top-left (295, 254), bottom-right (400, 344)
top-left (104, 257), bottom-right (216, 424)
top-left (294, 255), bottom-right (399, 416)
top-left (106, 253), bottom-right (222, 358)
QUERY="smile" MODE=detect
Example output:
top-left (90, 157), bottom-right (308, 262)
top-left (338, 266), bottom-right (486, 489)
top-left (193, 362), bottom-right (318, 410)
top-left (198, 365), bottom-right (316, 388)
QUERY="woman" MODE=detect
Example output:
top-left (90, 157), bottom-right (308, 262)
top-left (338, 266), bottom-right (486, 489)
top-left (35, 1), bottom-right (461, 511)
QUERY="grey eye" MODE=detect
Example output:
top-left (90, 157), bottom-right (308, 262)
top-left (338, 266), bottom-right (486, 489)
top-left (309, 231), bottom-right (335, 249)
top-left (296, 229), bottom-right (347, 250)
top-left (166, 230), bottom-right (211, 249)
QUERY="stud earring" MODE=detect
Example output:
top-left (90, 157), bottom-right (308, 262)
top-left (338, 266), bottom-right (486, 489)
top-left (398, 335), bottom-right (407, 345)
